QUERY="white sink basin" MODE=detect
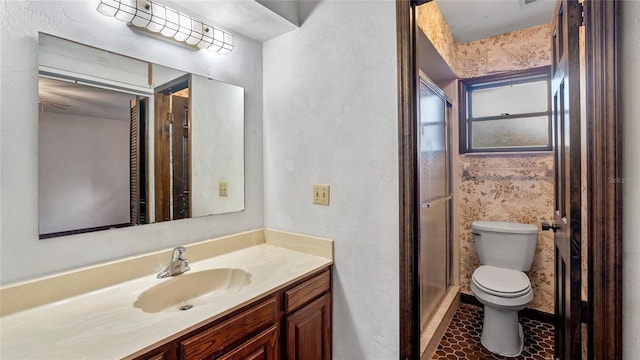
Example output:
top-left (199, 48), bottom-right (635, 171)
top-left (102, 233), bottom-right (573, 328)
top-left (134, 268), bottom-right (252, 313)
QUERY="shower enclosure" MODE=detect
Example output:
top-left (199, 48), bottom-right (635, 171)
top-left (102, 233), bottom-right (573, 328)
top-left (417, 71), bottom-right (452, 329)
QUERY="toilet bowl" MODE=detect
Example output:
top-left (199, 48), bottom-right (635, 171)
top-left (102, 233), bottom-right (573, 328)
top-left (471, 265), bottom-right (533, 356)
top-left (470, 221), bottom-right (538, 357)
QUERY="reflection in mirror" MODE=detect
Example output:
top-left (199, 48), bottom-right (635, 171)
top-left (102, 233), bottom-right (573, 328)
top-left (38, 33), bottom-right (245, 239)
top-left (190, 75), bottom-right (245, 216)
top-left (38, 78), bottom-right (145, 236)
top-left (154, 75), bottom-right (191, 222)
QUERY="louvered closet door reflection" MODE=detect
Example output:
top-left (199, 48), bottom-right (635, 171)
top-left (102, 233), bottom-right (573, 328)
top-left (130, 96), bottom-right (148, 225)
top-left (130, 98), bottom-right (139, 224)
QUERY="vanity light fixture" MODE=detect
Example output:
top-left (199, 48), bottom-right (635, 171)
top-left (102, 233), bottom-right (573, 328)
top-left (96, 0), bottom-right (233, 54)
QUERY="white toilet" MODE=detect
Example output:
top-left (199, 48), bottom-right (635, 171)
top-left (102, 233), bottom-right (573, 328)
top-left (470, 220), bottom-right (538, 357)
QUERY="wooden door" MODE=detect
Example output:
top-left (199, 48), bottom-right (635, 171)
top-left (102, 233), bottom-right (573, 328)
top-left (550, 0), bottom-right (583, 358)
top-left (155, 75), bottom-right (190, 222)
top-left (286, 293), bottom-right (331, 360)
top-left (154, 92), bottom-right (172, 222)
top-left (171, 95), bottom-right (190, 220)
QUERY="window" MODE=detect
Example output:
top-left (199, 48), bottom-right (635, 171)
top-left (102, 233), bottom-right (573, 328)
top-left (459, 67), bottom-right (551, 153)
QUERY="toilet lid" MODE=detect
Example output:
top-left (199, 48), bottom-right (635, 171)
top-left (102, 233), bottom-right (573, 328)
top-left (472, 265), bottom-right (531, 298)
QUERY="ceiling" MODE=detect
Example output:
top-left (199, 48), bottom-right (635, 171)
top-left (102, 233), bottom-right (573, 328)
top-left (39, 77), bottom-right (133, 120)
top-left (167, 0), bottom-right (555, 45)
top-left (162, 0), bottom-right (299, 42)
top-left (434, 0), bottom-right (556, 44)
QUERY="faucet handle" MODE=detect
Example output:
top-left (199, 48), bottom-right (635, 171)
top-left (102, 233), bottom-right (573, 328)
top-left (172, 246), bottom-right (187, 260)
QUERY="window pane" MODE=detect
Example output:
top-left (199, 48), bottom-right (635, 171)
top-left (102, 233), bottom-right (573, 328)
top-left (471, 116), bottom-right (549, 149)
top-left (471, 80), bottom-right (548, 118)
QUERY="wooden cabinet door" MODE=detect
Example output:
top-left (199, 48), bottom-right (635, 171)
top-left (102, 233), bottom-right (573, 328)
top-left (286, 293), bottom-right (331, 360)
top-left (218, 326), bottom-right (279, 360)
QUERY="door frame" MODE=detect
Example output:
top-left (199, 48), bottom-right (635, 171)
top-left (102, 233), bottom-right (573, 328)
top-left (397, 1), bottom-right (420, 358)
top-left (584, 1), bottom-right (622, 358)
top-left (396, 0), bottom-right (622, 359)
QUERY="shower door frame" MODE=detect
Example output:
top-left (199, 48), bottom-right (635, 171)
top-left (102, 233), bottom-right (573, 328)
top-left (416, 71), bottom-right (453, 329)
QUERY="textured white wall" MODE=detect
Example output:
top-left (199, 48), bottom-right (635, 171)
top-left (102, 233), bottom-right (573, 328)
top-left (263, 1), bottom-right (399, 358)
top-left (621, 1), bottom-right (640, 358)
top-left (0, 1), bottom-right (264, 284)
top-left (39, 112), bottom-right (129, 234)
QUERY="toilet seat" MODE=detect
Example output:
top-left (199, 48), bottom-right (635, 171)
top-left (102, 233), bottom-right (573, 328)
top-left (472, 265), bottom-right (531, 298)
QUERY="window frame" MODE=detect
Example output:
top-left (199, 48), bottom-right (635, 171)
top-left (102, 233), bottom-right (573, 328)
top-left (458, 66), bottom-right (552, 153)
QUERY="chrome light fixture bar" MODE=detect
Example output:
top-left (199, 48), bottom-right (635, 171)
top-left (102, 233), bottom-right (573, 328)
top-left (97, 0), bottom-right (233, 54)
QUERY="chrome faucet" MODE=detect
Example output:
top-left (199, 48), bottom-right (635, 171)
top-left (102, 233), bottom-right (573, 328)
top-left (157, 246), bottom-right (191, 278)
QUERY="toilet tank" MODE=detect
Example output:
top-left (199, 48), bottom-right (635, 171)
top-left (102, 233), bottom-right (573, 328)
top-left (471, 221), bottom-right (539, 271)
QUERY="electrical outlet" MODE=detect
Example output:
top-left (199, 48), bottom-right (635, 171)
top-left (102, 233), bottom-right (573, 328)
top-left (313, 184), bottom-right (330, 206)
top-left (219, 181), bottom-right (228, 197)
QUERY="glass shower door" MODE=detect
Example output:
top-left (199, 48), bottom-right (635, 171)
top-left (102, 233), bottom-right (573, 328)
top-left (417, 72), bottom-right (452, 330)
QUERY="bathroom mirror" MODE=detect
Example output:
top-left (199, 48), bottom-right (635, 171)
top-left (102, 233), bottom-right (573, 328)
top-left (38, 33), bottom-right (245, 239)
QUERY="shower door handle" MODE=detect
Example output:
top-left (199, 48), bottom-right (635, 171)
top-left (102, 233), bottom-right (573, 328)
top-left (423, 194), bottom-right (452, 208)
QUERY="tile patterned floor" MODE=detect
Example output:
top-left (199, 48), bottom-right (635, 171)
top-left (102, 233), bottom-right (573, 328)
top-left (432, 303), bottom-right (555, 360)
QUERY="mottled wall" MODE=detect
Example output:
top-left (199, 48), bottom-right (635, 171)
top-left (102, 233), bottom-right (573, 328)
top-left (457, 24), bottom-right (552, 78)
top-left (417, 4), bottom-right (552, 79)
top-left (458, 155), bottom-right (555, 313)
top-left (417, 3), bottom-right (555, 313)
top-left (416, 2), bottom-right (458, 73)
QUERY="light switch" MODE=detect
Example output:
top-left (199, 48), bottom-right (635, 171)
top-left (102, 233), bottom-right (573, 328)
top-left (313, 184), bottom-right (330, 206)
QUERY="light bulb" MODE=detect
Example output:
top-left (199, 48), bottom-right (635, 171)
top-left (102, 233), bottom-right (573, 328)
top-left (114, 0), bottom-right (136, 22)
top-left (217, 32), bottom-right (233, 54)
top-left (130, 0), bottom-right (152, 27)
top-left (146, 2), bottom-right (166, 33)
top-left (173, 13), bottom-right (191, 42)
top-left (185, 19), bottom-right (202, 45)
top-left (160, 7), bottom-right (179, 37)
top-left (197, 26), bottom-right (214, 50)
top-left (96, 0), bottom-right (119, 17)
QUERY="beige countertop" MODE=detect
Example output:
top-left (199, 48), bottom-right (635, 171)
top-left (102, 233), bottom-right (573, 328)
top-left (0, 230), bottom-right (333, 359)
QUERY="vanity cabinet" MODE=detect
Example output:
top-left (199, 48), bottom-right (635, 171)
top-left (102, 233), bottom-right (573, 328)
top-left (284, 270), bottom-right (332, 360)
top-left (286, 294), bottom-right (331, 360)
top-left (133, 267), bottom-right (331, 360)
